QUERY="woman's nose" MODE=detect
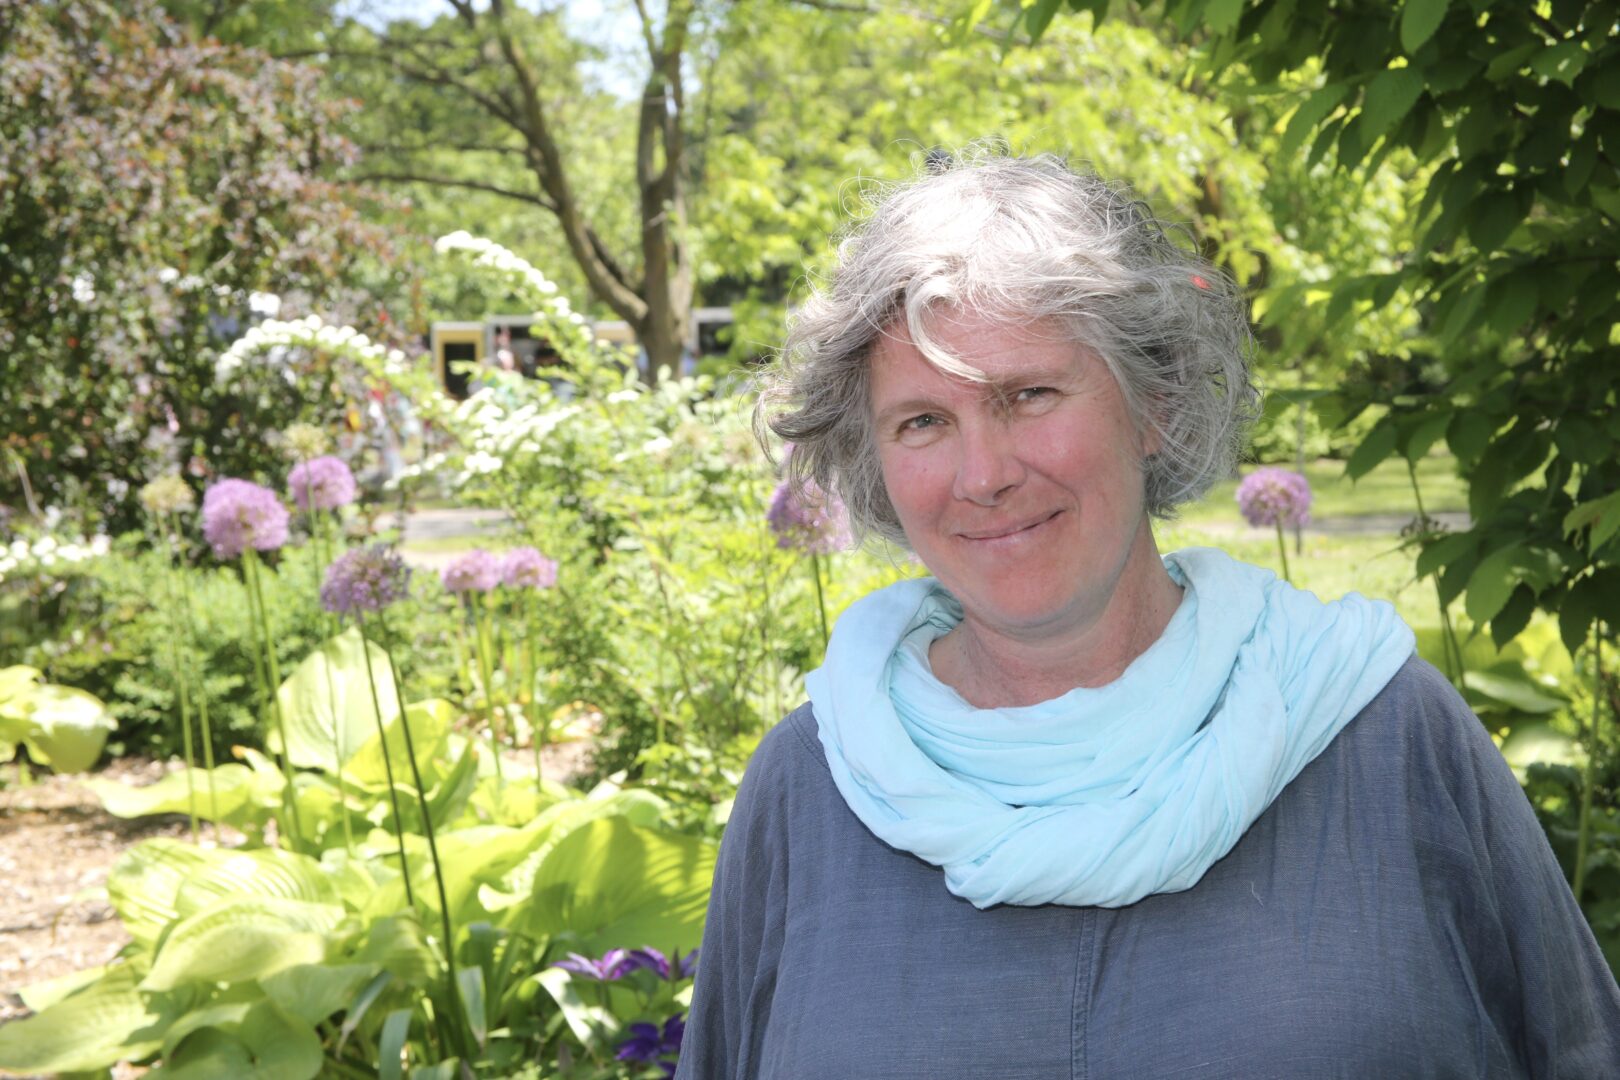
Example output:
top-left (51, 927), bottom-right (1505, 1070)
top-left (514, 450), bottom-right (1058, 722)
top-left (952, 421), bottom-right (1025, 505)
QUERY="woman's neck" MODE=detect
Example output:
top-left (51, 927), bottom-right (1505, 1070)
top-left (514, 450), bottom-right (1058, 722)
top-left (928, 537), bottom-right (1184, 709)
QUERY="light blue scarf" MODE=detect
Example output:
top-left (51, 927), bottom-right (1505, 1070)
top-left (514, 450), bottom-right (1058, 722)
top-left (805, 547), bottom-right (1414, 909)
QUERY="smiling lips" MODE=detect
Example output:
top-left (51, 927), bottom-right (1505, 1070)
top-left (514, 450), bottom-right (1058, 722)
top-left (958, 510), bottom-right (1063, 541)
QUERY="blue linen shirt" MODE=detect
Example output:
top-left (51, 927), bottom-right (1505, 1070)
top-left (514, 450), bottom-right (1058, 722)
top-left (675, 658), bottom-right (1620, 1078)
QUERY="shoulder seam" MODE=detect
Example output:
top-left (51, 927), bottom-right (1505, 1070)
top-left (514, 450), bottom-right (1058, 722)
top-left (783, 704), bottom-right (833, 777)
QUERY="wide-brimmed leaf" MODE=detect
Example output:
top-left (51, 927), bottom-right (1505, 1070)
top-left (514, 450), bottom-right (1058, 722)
top-left (0, 667), bottom-right (116, 772)
top-left (519, 816), bottom-right (714, 956)
top-left (346, 698), bottom-right (454, 788)
top-left (152, 999), bottom-right (322, 1080)
top-left (260, 962), bottom-right (379, 1026)
top-left (272, 627), bottom-right (399, 773)
top-left (106, 838), bottom-right (223, 951)
top-left (0, 963), bottom-right (188, 1073)
top-left (480, 789), bottom-right (667, 914)
top-left (89, 763), bottom-right (272, 826)
top-left (141, 897), bottom-right (345, 991)
top-left (173, 847), bottom-right (339, 918)
top-left (354, 913), bottom-right (441, 987)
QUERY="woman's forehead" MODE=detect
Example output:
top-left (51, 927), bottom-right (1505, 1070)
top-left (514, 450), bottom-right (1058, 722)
top-left (871, 310), bottom-right (1093, 388)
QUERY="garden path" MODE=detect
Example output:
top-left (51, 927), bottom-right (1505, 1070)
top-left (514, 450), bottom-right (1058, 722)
top-left (0, 759), bottom-right (188, 1023)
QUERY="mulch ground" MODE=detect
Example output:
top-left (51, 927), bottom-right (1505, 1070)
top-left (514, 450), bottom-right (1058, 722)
top-left (0, 758), bottom-right (193, 1024)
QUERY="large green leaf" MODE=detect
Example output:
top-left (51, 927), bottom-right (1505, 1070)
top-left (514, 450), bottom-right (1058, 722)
top-left (0, 669), bottom-right (116, 772)
top-left (1564, 490), bottom-right (1620, 554)
top-left (260, 962), bottom-right (379, 1026)
top-left (142, 897), bottom-right (345, 991)
top-left (356, 913), bottom-right (441, 987)
top-left (273, 627), bottom-right (398, 772)
top-left (533, 966), bottom-right (615, 1048)
top-left (107, 838), bottom-right (222, 951)
top-left (481, 789), bottom-right (669, 914)
top-left (1358, 67), bottom-right (1424, 144)
top-left (89, 763), bottom-right (271, 825)
top-left (1399, 0), bottom-right (1449, 54)
top-left (174, 847), bottom-right (339, 918)
top-left (153, 999), bottom-right (322, 1080)
top-left (346, 698), bottom-right (455, 788)
top-left (0, 964), bottom-right (187, 1073)
top-left (520, 816), bottom-right (715, 956)
top-left (1463, 667), bottom-right (1566, 715)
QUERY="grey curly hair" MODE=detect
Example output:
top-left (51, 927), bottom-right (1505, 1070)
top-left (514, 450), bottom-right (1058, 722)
top-left (758, 148), bottom-right (1258, 549)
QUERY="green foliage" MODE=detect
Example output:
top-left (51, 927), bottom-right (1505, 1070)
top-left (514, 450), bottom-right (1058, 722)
top-left (0, 0), bottom-right (401, 532)
top-left (2, 658), bottom-right (717, 1077)
top-left (1019, 0), bottom-right (1620, 660)
top-left (0, 663), bottom-right (115, 772)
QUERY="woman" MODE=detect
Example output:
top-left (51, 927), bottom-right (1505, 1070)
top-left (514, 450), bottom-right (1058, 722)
top-left (675, 152), bottom-right (1620, 1078)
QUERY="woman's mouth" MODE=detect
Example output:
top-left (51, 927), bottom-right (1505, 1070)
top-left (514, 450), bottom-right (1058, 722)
top-left (959, 510), bottom-right (1062, 542)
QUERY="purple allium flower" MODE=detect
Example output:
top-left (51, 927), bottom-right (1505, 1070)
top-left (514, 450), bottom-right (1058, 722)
top-left (767, 478), bottom-right (853, 555)
top-left (553, 948), bottom-right (637, 982)
top-left (1235, 467), bottom-right (1313, 528)
top-left (615, 1013), bottom-right (684, 1074)
top-left (500, 546), bottom-right (558, 589)
top-left (287, 455), bottom-right (357, 511)
top-left (321, 545), bottom-right (412, 614)
top-left (440, 548), bottom-right (500, 593)
top-left (201, 479), bottom-right (290, 559)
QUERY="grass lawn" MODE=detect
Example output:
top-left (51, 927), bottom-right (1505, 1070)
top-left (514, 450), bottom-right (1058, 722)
top-left (1178, 453), bottom-right (1466, 529)
top-left (1158, 454), bottom-right (1466, 632)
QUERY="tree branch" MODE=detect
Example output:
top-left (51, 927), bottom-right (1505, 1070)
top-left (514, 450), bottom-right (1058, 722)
top-left (476, 0), bottom-right (646, 320)
top-left (350, 171), bottom-right (556, 209)
top-left (360, 140), bottom-right (528, 158)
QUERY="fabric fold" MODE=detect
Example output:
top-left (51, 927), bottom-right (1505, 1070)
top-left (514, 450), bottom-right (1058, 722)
top-left (805, 547), bottom-right (1415, 909)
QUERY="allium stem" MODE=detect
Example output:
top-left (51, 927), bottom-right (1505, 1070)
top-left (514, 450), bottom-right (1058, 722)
top-left (472, 600), bottom-right (504, 783)
top-left (244, 550), bottom-right (305, 849)
top-left (375, 614), bottom-right (469, 1062)
top-left (308, 500), bottom-right (355, 854)
top-left (809, 551), bottom-right (830, 651)
top-left (1407, 463), bottom-right (1465, 689)
top-left (356, 613), bottom-right (415, 907)
top-left (154, 515), bottom-right (198, 843)
top-left (524, 593), bottom-right (544, 797)
top-left (176, 560), bottom-right (222, 842)
top-left (1272, 521), bottom-right (1292, 584)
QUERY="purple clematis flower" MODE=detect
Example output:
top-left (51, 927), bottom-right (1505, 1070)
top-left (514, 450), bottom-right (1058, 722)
top-left (626, 946), bottom-right (700, 981)
top-left (553, 948), bottom-right (637, 982)
top-left (616, 1013), bottom-right (685, 1075)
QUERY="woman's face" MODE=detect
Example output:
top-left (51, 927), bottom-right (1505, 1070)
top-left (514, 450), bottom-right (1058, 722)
top-left (869, 309), bottom-right (1161, 646)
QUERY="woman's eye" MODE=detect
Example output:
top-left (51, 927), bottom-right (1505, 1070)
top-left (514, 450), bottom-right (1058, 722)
top-left (900, 413), bottom-right (941, 432)
top-left (1015, 386), bottom-right (1057, 405)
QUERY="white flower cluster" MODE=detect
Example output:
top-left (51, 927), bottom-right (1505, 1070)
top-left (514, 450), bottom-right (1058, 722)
top-left (216, 314), bottom-right (411, 382)
top-left (384, 451), bottom-right (451, 493)
top-left (447, 388), bottom-right (582, 484)
top-left (0, 533), bottom-right (112, 585)
top-left (433, 231), bottom-right (593, 351)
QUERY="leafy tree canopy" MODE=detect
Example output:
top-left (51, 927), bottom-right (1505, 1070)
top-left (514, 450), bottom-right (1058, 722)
top-left (0, 0), bottom-right (400, 530)
top-left (1006, 0), bottom-right (1620, 656)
